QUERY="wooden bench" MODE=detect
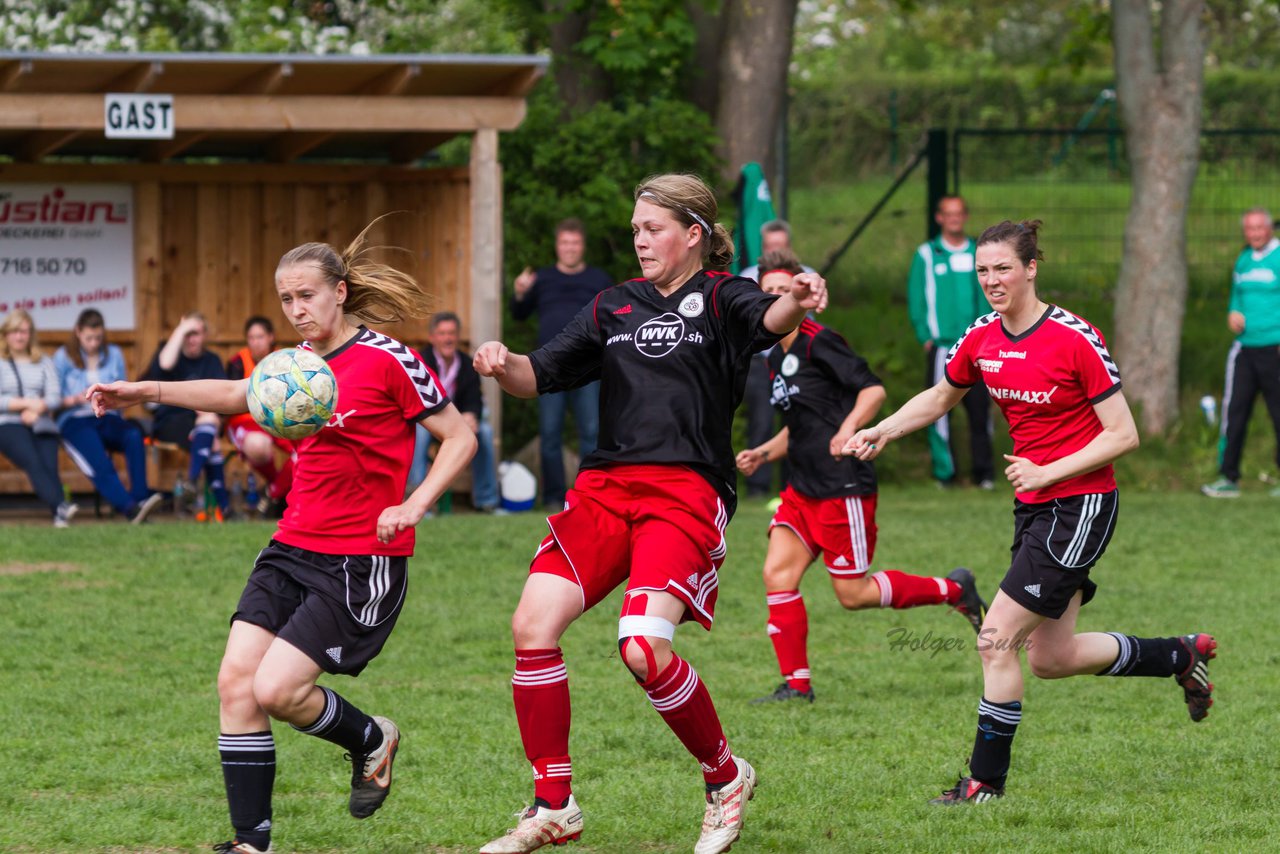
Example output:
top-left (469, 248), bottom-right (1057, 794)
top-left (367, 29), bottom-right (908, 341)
top-left (0, 436), bottom-right (245, 515)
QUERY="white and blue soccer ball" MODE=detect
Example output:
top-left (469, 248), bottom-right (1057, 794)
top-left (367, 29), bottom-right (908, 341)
top-left (246, 348), bottom-right (338, 440)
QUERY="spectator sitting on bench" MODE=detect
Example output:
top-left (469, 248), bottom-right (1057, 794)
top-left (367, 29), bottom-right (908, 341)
top-left (142, 312), bottom-right (232, 520)
top-left (410, 311), bottom-right (501, 512)
top-left (55, 308), bottom-right (162, 524)
top-left (0, 309), bottom-right (78, 527)
top-left (226, 315), bottom-right (295, 517)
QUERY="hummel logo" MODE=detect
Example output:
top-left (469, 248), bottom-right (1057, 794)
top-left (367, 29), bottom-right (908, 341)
top-left (326, 646), bottom-right (343, 663)
top-left (1024, 584), bottom-right (1041, 598)
top-left (613, 304), bottom-right (633, 314)
top-left (832, 555), bottom-right (850, 567)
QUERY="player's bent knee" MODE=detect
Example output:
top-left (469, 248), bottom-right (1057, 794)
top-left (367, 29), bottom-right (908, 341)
top-left (217, 661), bottom-right (256, 710)
top-left (511, 606), bottom-right (555, 648)
top-left (251, 672), bottom-right (308, 719)
top-left (833, 578), bottom-right (876, 610)
top-left (618, 615), bottom-right (676, 682)
top-left (1026, 650), bottom-right (1072, 679)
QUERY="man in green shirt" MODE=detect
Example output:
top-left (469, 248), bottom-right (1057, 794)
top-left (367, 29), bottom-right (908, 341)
top-left (907, 195), bottom-right (993, 488)
top-left (1203, 207), bottom-right (1280, 498)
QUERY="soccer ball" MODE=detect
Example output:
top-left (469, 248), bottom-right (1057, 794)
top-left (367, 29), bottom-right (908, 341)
top-left (246, 348), bottom-right (338, 440)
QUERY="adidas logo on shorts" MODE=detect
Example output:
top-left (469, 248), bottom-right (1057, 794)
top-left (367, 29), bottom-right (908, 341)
top-left (326, 646), bottom-right (344, 664)
top-left (686, 573), bottom-right (699, 588)
top-left (1024, 584), bottom-right (1042, 598)
top-left (832, 556), bottom-right (850, 567)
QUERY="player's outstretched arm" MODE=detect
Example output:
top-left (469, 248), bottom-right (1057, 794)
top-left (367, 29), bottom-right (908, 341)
top-left (377, 404), bottom-right (478, 543)
top-left (763, 271), bottom-right (828, 334)
top-left (473, 341), bottom-right (539, 398)
top-left (737, 426), bottom-right (790, 476)
top-left (842, 380), bottom-right (965, 459)
top-left (86, 379), bottom-right (249, 417)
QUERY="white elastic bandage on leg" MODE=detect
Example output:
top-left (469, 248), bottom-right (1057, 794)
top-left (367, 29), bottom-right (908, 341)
top-left (617, 615), bottom-right (676, 642)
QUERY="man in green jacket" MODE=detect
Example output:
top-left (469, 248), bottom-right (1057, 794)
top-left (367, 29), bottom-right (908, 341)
top-left (1202, 207), bottom-right (1280, 498)
top-left (907, 195), bottom-right (993, 488)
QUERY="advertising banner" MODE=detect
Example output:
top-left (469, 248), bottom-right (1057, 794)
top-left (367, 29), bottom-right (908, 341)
top-left (0, 184), bottom-right (135, 329)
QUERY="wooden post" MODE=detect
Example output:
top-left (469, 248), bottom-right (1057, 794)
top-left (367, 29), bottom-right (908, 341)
top-left (470, 127), bottom-right (503, 456)
top-left (133, 180), bottom-right (163, 377)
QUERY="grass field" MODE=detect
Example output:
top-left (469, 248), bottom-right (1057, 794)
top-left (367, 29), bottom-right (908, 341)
top-left (2, 487), bottom-right (1276, 853)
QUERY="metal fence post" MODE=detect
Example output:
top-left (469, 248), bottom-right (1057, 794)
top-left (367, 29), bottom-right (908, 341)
top-left (926, 128), bottom-right (948, 239)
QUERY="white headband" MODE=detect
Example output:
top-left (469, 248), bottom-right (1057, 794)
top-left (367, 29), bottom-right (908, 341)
top-left (639, 191), bottom-right (711, 237)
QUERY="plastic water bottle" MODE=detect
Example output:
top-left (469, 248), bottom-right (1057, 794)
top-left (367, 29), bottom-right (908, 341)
top-left (1199, 395), bottom-right (1217, 426)
top-left (246, 473), bottom-right (259, 510)
top-left (173, 476), bottom-right (185, 508)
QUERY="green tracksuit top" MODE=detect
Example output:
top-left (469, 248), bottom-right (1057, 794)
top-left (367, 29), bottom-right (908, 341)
top-left (907, 235), bottom-right (985, 346)
top-left (1229, 237), bottom-right (1280, 347)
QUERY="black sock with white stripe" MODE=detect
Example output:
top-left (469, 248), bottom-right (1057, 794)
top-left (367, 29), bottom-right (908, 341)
top-left (219, 731), bottom-right (275, 850)
top-left (1096, 633), bottom-right (1189, 677)
top-left (293, 686), bottom-right (383, 754)
top-left (968, 698), bottom-right (1021, 790)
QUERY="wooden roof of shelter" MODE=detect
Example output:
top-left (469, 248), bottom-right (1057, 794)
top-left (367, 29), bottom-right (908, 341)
top-left (0, 51), bottom-right (547, 163)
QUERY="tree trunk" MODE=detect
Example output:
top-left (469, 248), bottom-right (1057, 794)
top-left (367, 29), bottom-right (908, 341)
top-left (686, 1), bottom-right (727, 117)
top-left (545, 1), bottom-right (607, 114)
top-left (713, 0), bottom-right (799, 189)
top-left (1111, 0), bottom-right (1205, 435)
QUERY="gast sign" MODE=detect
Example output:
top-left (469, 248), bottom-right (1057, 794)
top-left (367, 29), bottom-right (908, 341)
top-left (104, 93), bottom-right (174, 139)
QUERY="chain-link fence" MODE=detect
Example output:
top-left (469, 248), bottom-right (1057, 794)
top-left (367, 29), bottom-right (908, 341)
top-left (944, 128), bottom-right (1280, 301)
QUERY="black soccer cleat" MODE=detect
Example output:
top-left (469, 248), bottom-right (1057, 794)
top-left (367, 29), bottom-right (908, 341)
top-left (749, 682), bottom-right (815, 705)
top-left (929, 776), bottom-right (1004, 805)
top-left (947, 567), bottom-right (987, 635)
top-left (1176, 633), bottom-right (1217, 722)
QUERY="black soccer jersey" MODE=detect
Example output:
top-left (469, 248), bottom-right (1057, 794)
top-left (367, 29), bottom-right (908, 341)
top-left (528, 270), bottom-right (781, 512)
top-left (767, 318), bottom-right (882, 498)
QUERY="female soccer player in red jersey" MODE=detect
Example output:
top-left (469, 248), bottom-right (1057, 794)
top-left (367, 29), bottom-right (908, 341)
top-left (845, 220), bottom-right (1216, 805)
top-left (736, 250), bottom-right (987, 707)
top-left (473, 173), bottom-right (827, 854)
top-left (87, 226), bottom-right (476, 854)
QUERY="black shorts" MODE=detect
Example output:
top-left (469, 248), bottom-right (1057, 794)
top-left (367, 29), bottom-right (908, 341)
top-left (233, 540), bottom-right (408, 676)
top-left (999, 490), bottom-right (1119, 619)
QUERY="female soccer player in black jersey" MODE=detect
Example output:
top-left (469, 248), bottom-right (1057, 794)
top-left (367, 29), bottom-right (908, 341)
top-left (88, 225), bottom-right (475, 853)
top-left (736, 250), bottom-right (986, 706)
top-left (845, 220), bottom-right (1216, 804)
top-left (474, 173), bottom-right (826, 854)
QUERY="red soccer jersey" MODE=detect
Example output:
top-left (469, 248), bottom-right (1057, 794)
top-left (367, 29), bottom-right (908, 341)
top-left (945, 306), bottom-right (1123, 503)
top-left (274, 328), bottom-right (449, 556)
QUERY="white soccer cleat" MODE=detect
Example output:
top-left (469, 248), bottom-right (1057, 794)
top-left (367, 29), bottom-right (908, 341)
top-left (480, 795), bottom-right (584, 853)
top-left (348, 716), bottom-right (400, 818)
top-left (212, 841), bottom-right (274, 853)
top-left (695, 757), bottom-right (757, 854)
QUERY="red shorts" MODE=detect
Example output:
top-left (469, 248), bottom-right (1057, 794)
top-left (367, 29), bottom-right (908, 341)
top-left (227, 414), bottom-right (295, 457)
top-left (769, 485), bottom-right (877, 577)
top-left (530, 464), bottom-right (728, 630)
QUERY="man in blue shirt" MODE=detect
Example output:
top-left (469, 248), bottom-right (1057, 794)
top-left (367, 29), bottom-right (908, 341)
top-left (511, 218), bottom-right (613, 506)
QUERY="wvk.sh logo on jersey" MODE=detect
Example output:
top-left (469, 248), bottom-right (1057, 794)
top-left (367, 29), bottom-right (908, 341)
top-left (633, 312), bottom-right (703, 358)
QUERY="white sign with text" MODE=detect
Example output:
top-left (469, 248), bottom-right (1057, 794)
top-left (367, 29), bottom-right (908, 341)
top-left (104, 93), bottom-right (174, 139)
top-left (0, 184), bottom-right (135, 329)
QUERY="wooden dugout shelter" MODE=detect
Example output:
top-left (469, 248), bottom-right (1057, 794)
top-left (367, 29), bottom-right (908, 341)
top-left (0, 50), bottom-right (547, 448)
